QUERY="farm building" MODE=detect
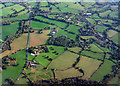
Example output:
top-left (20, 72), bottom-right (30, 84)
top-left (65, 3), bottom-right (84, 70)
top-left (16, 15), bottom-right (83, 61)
top-left (51, 29), bottom-right (58, 36)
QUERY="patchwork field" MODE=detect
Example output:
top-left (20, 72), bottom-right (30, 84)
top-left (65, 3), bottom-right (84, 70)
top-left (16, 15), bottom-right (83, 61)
top-left (76, 56), bottom-right (102, 80)
top-left (48, 51), bottom-right (79, 70)
top-left (66, 25), bottom-right (80, 34)
top-left (2, 50), bottom-right (26, 83)
top-left (68, 47), bottom-right (82, 53)
top-left (89, 44), bottom-right (103, 53)
top-left (90, 59), bottom-right (115, 81)
top-left (55, 68), bottom-right (83, 80)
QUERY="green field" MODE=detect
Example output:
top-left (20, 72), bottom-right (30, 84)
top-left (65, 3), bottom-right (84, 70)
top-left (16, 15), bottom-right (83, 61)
top-left (76, 56), bottom-right (102, 79)
top-left (5, 3), bottom-right (14, 6)
top-left (40, 7), bottom-right (50, 11)
top-left (31, 20), bottom-right (49, 29)
top-left (51, 5), bottom-right (60, 12)
top-left (81, 50), bottom-right (104, 60)
top-left (109, 12), bottom-right (118, 18)
top-left (89, 44), bottom-right (103, 52)
top-left (66, 25), bottom-right (80, 34)
top-left (68, 47), bottom-right (82, 53)
top-left (99, 10), bottom-right (111, 17)
top-left (55, 29), bottom-right (77, 41)
top-left (92, 14), bottom-right (99, 19)
top-left (2, 6), bottom-right (15, 16)
top-left (96, 25), bottom-right (108, 33)
top-left (3, 14), bottom-right (29, 21)
top-left (86, 18), bottom-right (95, 25)
top-left (2, 50), bottom-right (26, 83)
top-left (55, 68), bottom-right (83, 79)
top-left (0, 4), bottom-right (4, 8)
top-left (35, 45), bottom-right (66, 67)
top-left (11, 4), bottom-right (25, 12)
top-left (2, 22), bottom-right (19, 41)
top-left (40, 2), bottom-right (48, 7)
top-left (48, 51), bottom-right (79, 70)
top-left (90, 59), bottom-right (115, 81)
top-left (34, 16), bottom-right (67, 28)
top-left (18, 9), bottom-right (29, 15)
top-left (28, 2), bottom-right (37, 7)
top-left (107, 30), bottom-right (118, 38)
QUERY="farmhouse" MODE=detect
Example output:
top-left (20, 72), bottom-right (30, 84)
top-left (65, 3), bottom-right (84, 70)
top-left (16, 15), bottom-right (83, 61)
top-left (51, 29), bottom-right (58, 36)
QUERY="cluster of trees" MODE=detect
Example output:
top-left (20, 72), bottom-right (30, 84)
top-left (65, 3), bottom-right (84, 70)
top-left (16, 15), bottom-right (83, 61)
top-left (2, 56), bottom-right (18, 69)
top-left (33, 77), bottom-right (104, 85)
top-left (47, 35), bottom-right (78, 47)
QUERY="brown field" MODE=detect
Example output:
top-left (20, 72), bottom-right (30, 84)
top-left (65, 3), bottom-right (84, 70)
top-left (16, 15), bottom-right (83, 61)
top-left (1, 50), bottom-right (11, 58)
top-left (29, 30), bottom-right (51, 47)
top-left (76, 56), bottom-right (102, 80)
top-left (55, 68), bottom-right (83, 80)
top-left (10, 33), bottom-right (28, 53)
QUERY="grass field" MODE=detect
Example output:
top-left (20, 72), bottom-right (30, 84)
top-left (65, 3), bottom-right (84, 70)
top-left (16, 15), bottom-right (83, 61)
top-left (34, 16), bottom-right (67, 28)
top-left (99, 10), bottom-right (111, 17)
top-left (68, 47), bottom-right (82, 53)
top-left (18, 9), bottom-right (29, 15)
top-left (10, 33), bottom-right (28, 53)
top-left (92, 14), bottom-right (99, 19)
top-left (28, 2), bottom-right (37, 7)
top-left (31, 20), bottom-right (49, 29)
top-left (29, 30), bottom-right (50, 47)
top-left (107, 30), bottom-right (118, 38)
top-left (110, 34), bottom-right (118, 44)
top-left (55, 29), bottom-right (77, 41)
top-left (40, 2), bottom-right (48, 6)
top-left (109, 12), bottom-right (118, 18)
top-left (2, 50), bottom-right (26, 83)
top-left (2, 6), bottom-right (15, 16)
top-left (96, 25), bottom-right (108, 33)
top-left (40, 7), bottom-right (50, 11)
top-left (24, 65), bottom-right (53, 81)
top-left (108, 75), bottom-right (119, 84)
top-left (90, 59), bottom-right (115, 81)
top-left (81, 50), bottom-right (104, 60)
top-left (2, 22), bottom-right (19, 41)
top-left (35, 45), bottom-right (66, 67)
top-left (3, 14), bottom-right (29, 21)
top-left (48, 51), bottom-right (79, 70)
top-left (76, 56), bottom-right (102, 79)
top-left (11, 4), bottom-right (25, 12)
top-left (55, 68), bottom-right (83, 80)
top-left (51, 5), bottom-right (60, 12)
top-left (89, 44), bottom-right (103, 52)
top-left (86, 18), bottom-right (95, 25)
top-left (66, 25), bottom-right (80, 34)
top-left (0, 4), bottom-right (4, 8)
top-left (5, 3), bottom-right (14, 6)
top-left (80, 36), bottom-right (97, 40)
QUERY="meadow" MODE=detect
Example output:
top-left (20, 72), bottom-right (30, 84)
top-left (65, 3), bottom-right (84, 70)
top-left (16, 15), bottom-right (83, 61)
top-left (48, 51), bottom-right (79, 70)
top-left (68, 47), bottom-right (82, 53)
top-left (99, 10), bottom-right (111, 17)
top-left (89, 44), bottom-right (103, 53)
top-left (96, 25), bottom-right (108, 33)
top-left (2, 22), bottom-right (19, 41)
top-left (76, 56), bottom-right (102, 79)
top-left (81, 50), bottom-right (104, 60)
top-left (90, 59), bottom-right (115, 81)
top-left (2, 50), bottom-right (26, 83)
top-left (86, 18), bottom-right (95, 25)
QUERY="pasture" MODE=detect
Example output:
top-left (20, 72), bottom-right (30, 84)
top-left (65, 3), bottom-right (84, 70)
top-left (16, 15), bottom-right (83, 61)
top-left (55, 68), bottom-right (83, 80)
top-left (2, 22), bottom-right (19, 41)
top-left (48, 51), bottom-right (79, 70)
top-left (2, 50), bottom-right (26, 83)
top-left (89, 44), bottom-right (103, 52)
top-left (86, 18), bottom-right (95, 25)
top-left (107, 30), bottom-right (118, 38)
top-left (18, 9), bottom-right (29, 15)
top-left (96, 25), bottom-right (108, 33)
top-left (81, 50), bottom-right (104, 60)
top-left (90, 59), bottom-right (115, 81)
top-left (68, 47), bottom-right (82, 53)
top-left (99, 10), bottom-right (111, 17)
top-left (66, 25), bottom-right (80, 34)
top-left (76, 56), bottom-right (102, 79)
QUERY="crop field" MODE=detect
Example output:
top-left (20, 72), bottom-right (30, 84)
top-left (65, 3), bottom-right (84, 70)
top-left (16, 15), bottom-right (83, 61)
top-left (55, 29), bottom-right (77, 41)
top-left (34, 16), bottom-right (67, 28)
top-left (2, 50), bottom-right (26, 83)
top-left (90, 59), bottom-right (115, 81)
top-left (24, 65), bottom-right (53, 81)
top-left (66, 25), bottom-right (80, 34)
top-left (96, 25), bottom-right (108, 33)
top-left (76, 56), bottom-right (102, 79)
top-left (35, 45), bottom-right (66, 67)
top-left (48, 51), bottom-right (79, 70)
top-left (2, 14), bottom-right (29, 21)
top-left (29, 30), bottom-right (51, 47)
top-left (31, 20), bottom-right (49, 29)
top-left (81, 50), bottom-right (104, 60)
top-left (89, 44), bottom-right (103, 53)
top-left (55, 68), bottom-right (83, 80)
top-left (2, 22), bottom-right (19, 41)
top-left (68, 47), bottom-right (82, 53)
top-left (10, 33), bottom-right (28, 53)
